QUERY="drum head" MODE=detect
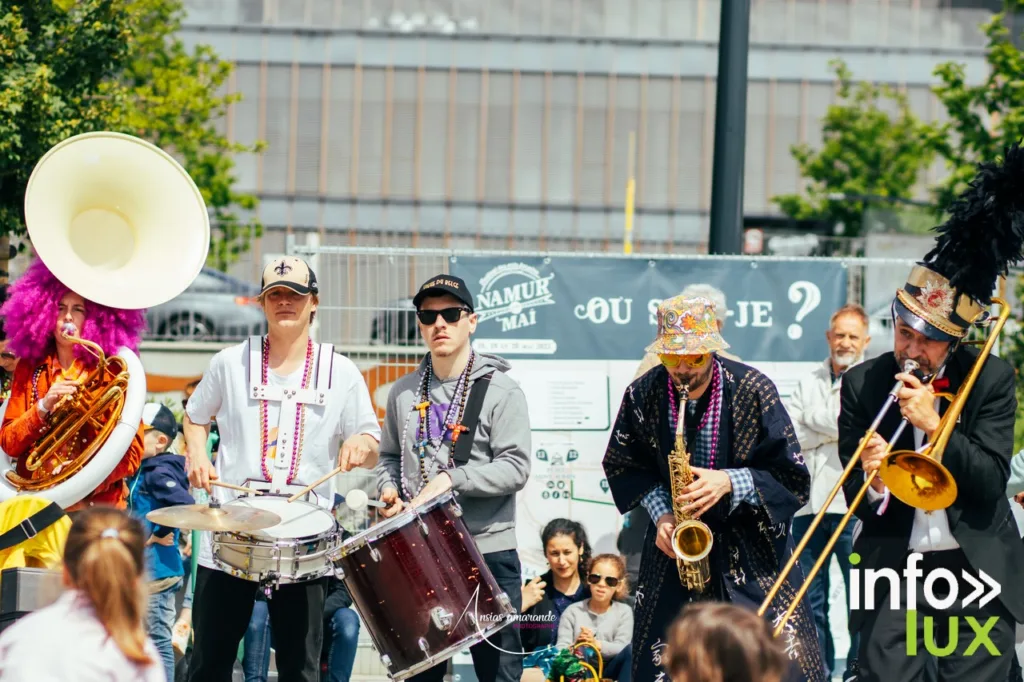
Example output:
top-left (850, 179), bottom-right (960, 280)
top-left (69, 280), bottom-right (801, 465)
top-left (227, 497), bottom-right (335, 539)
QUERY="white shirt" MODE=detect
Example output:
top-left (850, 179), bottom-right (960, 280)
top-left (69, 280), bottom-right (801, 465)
top-left (0, 590), bottom-right (165, 682)
top-left (185, 339), bottom-right (382, 571)
top-left (864, 368), bottom-right (959, 553)
top-left (787, 357), bottom-right (854, 516)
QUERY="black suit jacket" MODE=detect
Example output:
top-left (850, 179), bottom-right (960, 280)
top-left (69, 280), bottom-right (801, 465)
top-left (837, 347), bottom-right (1024, 631)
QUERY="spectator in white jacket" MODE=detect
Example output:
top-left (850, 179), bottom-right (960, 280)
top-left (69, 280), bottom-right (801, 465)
top-left (786, 303), bottom-right (870, 682)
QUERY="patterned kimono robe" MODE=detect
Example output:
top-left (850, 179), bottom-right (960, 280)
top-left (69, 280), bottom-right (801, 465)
top-left (602, 357), bottom-right (826, 682)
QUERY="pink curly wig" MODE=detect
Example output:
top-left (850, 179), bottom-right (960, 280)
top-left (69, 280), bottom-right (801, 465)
top-left (0, 259), bottom-right (147, 366)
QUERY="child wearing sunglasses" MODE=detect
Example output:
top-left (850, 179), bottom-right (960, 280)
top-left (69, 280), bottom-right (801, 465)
top-left (556, 554), bottom-right (633, 681)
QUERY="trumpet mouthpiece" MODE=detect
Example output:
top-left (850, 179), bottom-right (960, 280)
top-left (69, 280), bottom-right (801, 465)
top-left (902, 359), bottom-right (920, 374)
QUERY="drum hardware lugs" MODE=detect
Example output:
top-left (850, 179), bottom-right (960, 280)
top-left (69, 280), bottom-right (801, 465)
top-left (261, 574), bottom-right (281, 598)
top-left (418, 637), bottom-right (430, 655)
top-left (430, 606), bottom-right (454, 632)
top-left (369, 546), bottom-right (381, 562)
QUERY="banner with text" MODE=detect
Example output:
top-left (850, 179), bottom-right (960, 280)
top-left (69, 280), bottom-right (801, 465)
top-left (450, 256), bottom-right (848, 362)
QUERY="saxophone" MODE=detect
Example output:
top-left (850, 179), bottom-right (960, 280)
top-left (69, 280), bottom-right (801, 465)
top-left (668, 383), bottom-right (714, 592)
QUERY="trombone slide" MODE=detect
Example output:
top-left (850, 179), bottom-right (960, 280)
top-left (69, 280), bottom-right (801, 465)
top-left (757, 360), bottom-right (920, 634)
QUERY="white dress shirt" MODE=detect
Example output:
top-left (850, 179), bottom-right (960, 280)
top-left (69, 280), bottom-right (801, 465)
top-left (864, 368), bottom-right (959, 553)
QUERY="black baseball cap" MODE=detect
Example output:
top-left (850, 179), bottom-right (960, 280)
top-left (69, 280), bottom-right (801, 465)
top-left (413, 274), bottom-right (475, 312)
top-left (143, 403), bottom-right (178, 440)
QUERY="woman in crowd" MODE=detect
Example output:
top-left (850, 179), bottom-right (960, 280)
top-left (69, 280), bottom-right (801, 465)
top-left (520, 519), bottom-right (592, 678)
top-left (556, 553), bottom-right (633, 682)
top-left (0, 507), bottom-right (165, 681)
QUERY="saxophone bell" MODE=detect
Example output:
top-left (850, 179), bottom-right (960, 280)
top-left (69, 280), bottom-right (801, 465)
top-left (672, 518), bottom-right (714, 564)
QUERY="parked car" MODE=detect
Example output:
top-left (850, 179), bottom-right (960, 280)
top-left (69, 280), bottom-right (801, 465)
top-left (145, 268), bottom-right (267, 341)
top-left (370, 297), bottom-right (419, 346)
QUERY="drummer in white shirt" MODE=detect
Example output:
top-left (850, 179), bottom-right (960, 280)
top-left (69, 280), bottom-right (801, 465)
top-left (182, 256), bottom-right (381, 682)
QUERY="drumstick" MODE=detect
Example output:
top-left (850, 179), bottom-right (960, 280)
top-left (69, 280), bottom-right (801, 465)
top-left (287, 466), bottom-right (344, 503)
top-left (211, 481), bottom-right (264, 495)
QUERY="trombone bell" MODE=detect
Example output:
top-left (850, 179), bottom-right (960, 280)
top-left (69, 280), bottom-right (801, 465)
top-left (878, 450), bottom-right (958, 512)
top-left (672, 519), bottom-right (713, 563)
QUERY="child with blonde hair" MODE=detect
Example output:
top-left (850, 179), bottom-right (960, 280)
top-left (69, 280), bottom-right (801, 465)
top-left (556, 553), bottom-right (633, 681)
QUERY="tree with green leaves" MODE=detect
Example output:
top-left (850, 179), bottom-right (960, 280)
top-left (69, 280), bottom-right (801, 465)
top-left (925, 0), bottom-right (1024, 450)
top-left (929, 0), bottom-right (1024, 209)
top-left (772, 59), bottom-right (942, 238)
top-left (0, 0), bottom-right (261, 296)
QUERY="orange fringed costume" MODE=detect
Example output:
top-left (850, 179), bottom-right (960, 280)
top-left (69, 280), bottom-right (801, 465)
top-left (0, 354), bottom-right (143, 510)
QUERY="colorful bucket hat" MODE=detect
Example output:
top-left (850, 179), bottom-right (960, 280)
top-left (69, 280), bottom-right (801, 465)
top-left (645, 295), bottom-right (730, 356)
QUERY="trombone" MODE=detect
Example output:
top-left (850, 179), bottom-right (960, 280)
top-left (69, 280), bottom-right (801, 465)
top-left (758, 296), bottom-right (1011, 637)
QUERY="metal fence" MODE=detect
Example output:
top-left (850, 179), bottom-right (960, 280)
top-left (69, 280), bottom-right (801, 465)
top-left (284, 239), bottom-right (929, 364)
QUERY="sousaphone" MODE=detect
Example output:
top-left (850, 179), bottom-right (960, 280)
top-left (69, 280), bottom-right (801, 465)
top-left (0, 131), bottom-right (210, 507)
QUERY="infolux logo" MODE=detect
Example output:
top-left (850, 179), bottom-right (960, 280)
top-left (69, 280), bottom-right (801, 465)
top-left (849, 552), bottom-right (1002, 657)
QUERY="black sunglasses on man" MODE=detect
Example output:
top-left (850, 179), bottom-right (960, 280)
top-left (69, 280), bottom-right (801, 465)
top-left (416, 307), bottom-right (470, 325)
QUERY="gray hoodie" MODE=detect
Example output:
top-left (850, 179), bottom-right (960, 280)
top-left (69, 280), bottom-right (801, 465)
top-left (376, 352), bottom-right (531, 555)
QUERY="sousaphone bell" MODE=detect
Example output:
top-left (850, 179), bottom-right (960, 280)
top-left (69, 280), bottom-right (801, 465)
top-left (0, 131), bottom-right (211, 507)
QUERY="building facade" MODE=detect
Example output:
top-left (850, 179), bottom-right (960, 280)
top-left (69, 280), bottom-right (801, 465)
top-left (179, 0), bottom-right (996, 279)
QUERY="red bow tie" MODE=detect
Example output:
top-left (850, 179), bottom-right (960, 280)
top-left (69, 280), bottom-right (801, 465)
top-left (931, 377), bottom-right (950, 391)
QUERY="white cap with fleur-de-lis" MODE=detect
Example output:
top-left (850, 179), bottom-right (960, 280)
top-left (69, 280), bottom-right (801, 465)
top-left (260, 256), bottom-right (319, 296)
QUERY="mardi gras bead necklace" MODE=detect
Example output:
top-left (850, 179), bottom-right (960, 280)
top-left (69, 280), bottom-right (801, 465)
top-left (667, 360), bottom-right (722, 469)
top-left (398, 351), bottom-right (475, 499)
top-left (259, 336), bottom-right (315, 484)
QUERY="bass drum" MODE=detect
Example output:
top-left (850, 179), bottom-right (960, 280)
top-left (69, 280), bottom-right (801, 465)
top-left (333, 491), bottom-right (515, 680)
top-left (0, 346), bottom-right (146, 508)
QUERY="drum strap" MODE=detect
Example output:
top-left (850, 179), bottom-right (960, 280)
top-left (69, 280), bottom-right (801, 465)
top-left (247, 336), bottom-right (335, 491)
top-left (452, 372), bottom-right (492, 466)
top-left (0, 502), bottom-right (66, 551)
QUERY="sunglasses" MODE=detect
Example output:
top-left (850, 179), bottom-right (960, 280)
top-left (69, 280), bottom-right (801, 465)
top-left (0, 352), bottom-right (14, 361)
top-left (659, 354), bottom-right (709, 369)
top-left (587, 573), bottom-right (621, 588)
top-left (416, 307), bottom-right (470, 325)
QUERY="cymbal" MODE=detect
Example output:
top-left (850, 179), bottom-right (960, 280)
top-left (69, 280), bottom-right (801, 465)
top-left (146, 503), bottom-right (281, 532)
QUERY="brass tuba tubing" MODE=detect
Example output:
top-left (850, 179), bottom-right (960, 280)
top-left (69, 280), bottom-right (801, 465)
top-left (757, 359), bottom-right (919, 635)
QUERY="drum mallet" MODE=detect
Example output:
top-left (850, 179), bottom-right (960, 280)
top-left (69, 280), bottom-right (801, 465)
top-left (285, 467), bottom-right (387, 508)
top-left (342, 489), bottom-right (386, 511)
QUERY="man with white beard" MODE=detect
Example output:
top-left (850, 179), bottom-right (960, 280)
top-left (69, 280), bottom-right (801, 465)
top-left (785, 304), bottom-right (871, 682)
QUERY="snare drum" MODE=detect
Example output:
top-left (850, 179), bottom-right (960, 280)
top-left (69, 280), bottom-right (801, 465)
top-left (332, 491), bottom-right (515, 680)
top-left (212, 495), bottom-right (341, 591)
